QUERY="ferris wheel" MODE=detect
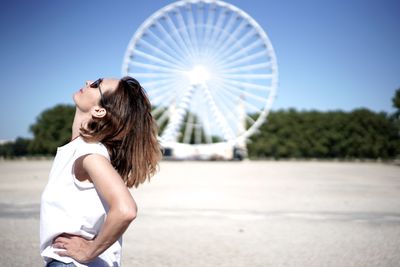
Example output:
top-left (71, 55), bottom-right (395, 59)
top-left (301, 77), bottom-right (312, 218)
top-left (122, 0), bottom-right (278, 148)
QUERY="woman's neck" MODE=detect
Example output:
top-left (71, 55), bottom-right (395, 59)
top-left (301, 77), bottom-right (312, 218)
top-left (71, 108), bottom-right (91, 140)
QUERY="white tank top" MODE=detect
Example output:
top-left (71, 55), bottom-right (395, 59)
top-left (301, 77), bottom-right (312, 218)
top-left (40, 137), bottom-right (122, 267)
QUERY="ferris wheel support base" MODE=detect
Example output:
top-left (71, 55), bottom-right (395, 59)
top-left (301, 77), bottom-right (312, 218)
top-left (160, 141), bottom-right (247, 161)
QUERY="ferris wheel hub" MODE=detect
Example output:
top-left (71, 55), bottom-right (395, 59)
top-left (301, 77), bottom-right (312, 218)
top-left (187, 65), bottom-right (210, 85)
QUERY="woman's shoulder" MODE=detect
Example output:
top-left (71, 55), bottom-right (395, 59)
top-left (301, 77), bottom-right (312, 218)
top-left (75, 137), bottom-right (110, 160)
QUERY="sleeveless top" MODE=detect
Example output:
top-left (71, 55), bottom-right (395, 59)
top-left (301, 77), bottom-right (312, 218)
top-left (40, 137), bottom-right (122, 267)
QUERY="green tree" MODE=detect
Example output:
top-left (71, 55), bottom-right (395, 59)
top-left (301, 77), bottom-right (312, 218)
top-left (13, 137), bottom-right (31, 156)
top-left (391, 88), bottom-right (400, 156)
top-left (391, 88), bottom-right (400, 127)
top-left (0, 142), bottom-right (14, 158)
top-left (392, 88), bottom-right (400, 112)
top-left (248, 108), bottom-right (399, 159)
top-left (0, 137), bottom-right (31, 158)
top-left (29, 104), bottom-right (75, 155)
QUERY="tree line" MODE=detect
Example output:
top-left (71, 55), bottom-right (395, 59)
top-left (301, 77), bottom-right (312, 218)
top-left (1, 89), bottom-right (399, 159)
top-left (0, 105), bottom-right (74, 157)
top-left (247, 108), bottom-right (399, 159)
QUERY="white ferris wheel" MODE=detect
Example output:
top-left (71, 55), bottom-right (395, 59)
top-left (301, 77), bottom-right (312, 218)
top-left (122, 0), bottom-right (278, 158)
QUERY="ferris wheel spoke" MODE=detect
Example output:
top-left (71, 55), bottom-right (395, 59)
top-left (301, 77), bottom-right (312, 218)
top-left (217, 49), bottom-right (269, 69)
top-left (200, 85), bottom-right (235, 140)
top-left (154, 19), bottom-right (193, 61)
top-left (214, 88), bottom-right (261, 130)
top-left (197, 3), bottom-right (205, 49)
top-left (211, 84), bottom-right (244, 128)
top-left (212, 81), bottom-right (256, 116)
top-left (217, 82), bottom-right (271, 105)
top-left (219, 62), bottom-right (273, 73)
top-left (220, 73), bottom-right (274, 80)
top-left (207, 13), bottom-right (238, 58)
top-left (218, 77), bottom-right (272, 91)
top-left (133, 72), bottom-right (175, 79)
top-left (216, 35), bottom-right (262, 65)
top-left (207, 10), bottom-right (227, 45)
top-left (150, 80), bottom-right (188, 105)
top-left (149, 23), bottom-right (185, 58)
top-left (147, 84), bottom-right (178, 97)
top-left (141, 77), bottom-right (178, 88)
top-left (217, 25), bottom-right (257, 56)
top-left (203, 9), bottom-right (227, 57)
top-left (202, 6), bottom-right (216, 51)
top-left (208, 19), bottom-right (248, 60)
top-left (149, 81), bottom-right (183, 104)
top-left (186, 4), bottom-right (200, 56)
top-left (147, 83), bottom-right (177, 100)
top-left (202, 26), bottom-right (224, 61)
top-left (214, 28), bottom-right (257, 62)
top-left (145, 28), bottom-right (190, 64)
top-left (143, 81), bottom-right (180, 96)
top-left (130, 61), bottom-right (182, 73)
top-left (214, 80), bottom-right (266, 113)
top-left (205, 27), bottom-right (232, 60)
top-left (163, 13), bottom-right (196, 60)
top-left (214, 80), bottom-right (268, 109)
top-left (151, 90), bottom-right (176, 107)
top-left (211, 85), bottom-right (253, 137)
top-left (132, 49), bottom-right (185, 69)
top-left (136, 39), bottom-right (188, 69)
top-left (173, 10), bottom-right (198, 60)
top-left (209, 31), bottom-right (244, 62)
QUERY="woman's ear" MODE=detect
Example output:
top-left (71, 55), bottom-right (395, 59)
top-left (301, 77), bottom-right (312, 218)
top-left (91, 106), bottom-right (107, 118)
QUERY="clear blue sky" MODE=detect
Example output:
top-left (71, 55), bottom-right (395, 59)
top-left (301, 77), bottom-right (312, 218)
top-left (0, 0), bottom-right (399, 140)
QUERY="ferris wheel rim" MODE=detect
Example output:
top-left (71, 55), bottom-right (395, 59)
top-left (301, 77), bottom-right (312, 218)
top-left (122, 0), bottom-right (279, 145)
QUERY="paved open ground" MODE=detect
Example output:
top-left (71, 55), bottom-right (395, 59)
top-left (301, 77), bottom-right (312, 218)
top-left (0, 160), bottom-right (399, 267)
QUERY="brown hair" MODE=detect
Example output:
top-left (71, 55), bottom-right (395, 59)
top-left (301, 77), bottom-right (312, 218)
top-left (80, 76), bottom-right (162, 188)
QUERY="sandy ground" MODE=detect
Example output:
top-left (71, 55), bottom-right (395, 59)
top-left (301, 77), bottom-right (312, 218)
top-left (0, 160), bottom-right (399, 267)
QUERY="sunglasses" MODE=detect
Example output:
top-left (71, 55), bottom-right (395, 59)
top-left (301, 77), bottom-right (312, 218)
top-left (90, 78), bottom-right (105, 106)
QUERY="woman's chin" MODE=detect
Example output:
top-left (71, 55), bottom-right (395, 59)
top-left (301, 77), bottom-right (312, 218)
top-left (72, 92), bottom-right (79, 104)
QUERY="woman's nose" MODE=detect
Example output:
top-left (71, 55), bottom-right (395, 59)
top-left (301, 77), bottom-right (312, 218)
top-left (85, 80), bottom-right (92, 87)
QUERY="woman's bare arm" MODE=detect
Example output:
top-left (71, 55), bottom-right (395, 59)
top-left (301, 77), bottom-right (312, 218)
top-left (53, 154), bottom-right (137, 263)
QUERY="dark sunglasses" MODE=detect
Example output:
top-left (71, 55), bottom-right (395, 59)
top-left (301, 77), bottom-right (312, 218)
top-left (90, 78), bottom-right (105, 106)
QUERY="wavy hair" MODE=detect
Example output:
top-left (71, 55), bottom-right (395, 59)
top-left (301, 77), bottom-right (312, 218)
top-left (80, 76), bottom-right (161, 188)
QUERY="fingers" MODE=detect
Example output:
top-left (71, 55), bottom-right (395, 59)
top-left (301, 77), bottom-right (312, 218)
top-left (57, 233), bottom-right (77, 239)
top-left (54, 236), bottom-right (68, 242)
top-left (60, 233), bottom-right (79, 237)
top-left (55, 233), bottom-right (85, 241)
top-left (55, 250), bottom-right (69, 257)
top-left (54, 233), bottom-right (81, 243)
top-left (53, 236), bottom-right (69, 247)
top-left (53, 234), bottom-right (73, 250)
top-left (52, 241), bottom-right (66, 249)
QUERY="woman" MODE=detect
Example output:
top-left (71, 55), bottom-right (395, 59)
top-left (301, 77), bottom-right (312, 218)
top-left (40, 76), bottom-right (162, 266)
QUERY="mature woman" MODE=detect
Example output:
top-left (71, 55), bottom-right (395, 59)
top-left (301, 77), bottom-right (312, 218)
top-left (40, 77), bottom-right (162, 266)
